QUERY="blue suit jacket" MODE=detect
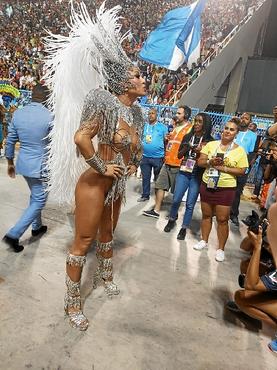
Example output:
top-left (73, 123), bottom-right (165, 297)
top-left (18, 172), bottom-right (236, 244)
top-left (5, 102), bottom-right (52, 178)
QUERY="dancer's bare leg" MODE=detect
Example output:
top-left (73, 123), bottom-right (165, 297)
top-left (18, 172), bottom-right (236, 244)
top-left (94, 197), bottom-right (122, 296)
top-left (64, 171), bottom-right (112, 330)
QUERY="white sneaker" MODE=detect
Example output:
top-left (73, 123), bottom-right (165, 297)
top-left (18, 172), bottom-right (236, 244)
top-left (193, 240), bottom-right (208, 251)
top-left (215, 249), bottom-right (225, 262)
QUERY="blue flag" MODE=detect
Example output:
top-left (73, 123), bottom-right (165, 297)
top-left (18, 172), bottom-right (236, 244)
top-left (139, 0), bottom-right (207, 70)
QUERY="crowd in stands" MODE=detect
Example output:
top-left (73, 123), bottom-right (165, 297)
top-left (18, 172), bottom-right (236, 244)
top-left (0, 0), bottom-right (264, 103)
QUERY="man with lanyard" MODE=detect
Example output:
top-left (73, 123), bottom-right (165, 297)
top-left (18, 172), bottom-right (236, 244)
top-left (143, 105), bottom-right (192, 218)
top-left (138, 108), bottom-right (168, 202)
top-left (230, 112), bottom-right (257, 226)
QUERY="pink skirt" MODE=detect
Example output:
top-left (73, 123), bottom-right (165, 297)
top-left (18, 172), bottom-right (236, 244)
top-left (200, 182), bottom-right (236, 206)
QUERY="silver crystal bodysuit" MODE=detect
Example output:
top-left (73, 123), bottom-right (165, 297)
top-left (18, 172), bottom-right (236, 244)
top-left (77, 88), bottom-right (144, 205)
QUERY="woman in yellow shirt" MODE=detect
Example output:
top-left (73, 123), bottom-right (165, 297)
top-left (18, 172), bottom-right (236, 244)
top-left (194, 118), bottom-right (248, 262)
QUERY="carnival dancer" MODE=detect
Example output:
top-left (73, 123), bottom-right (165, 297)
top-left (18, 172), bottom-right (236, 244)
top-left (44, 2), bottom-right (146, 330)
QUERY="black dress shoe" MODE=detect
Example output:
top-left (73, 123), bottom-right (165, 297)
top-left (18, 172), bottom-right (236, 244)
top-left (177, 228), bottom-right (187, 240)
top-left (2, 235), bottom-right (24, 253)
top-left (164, 220), bottom-right (176, 232)
top-left (32, 225), bottom-right (48, 237)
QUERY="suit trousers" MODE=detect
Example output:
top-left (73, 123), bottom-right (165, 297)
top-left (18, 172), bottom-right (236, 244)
top-left (7, 176), bottom-right (47, 239)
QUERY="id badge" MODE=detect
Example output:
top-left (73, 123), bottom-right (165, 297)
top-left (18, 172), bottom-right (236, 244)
top-left (180, 158), bottom-right (196, 173)
top-left (206, 176), bottom-right (219, 189)
top-left (145, 134), bottom-right (152, 143)
top-left (207, 168), bottom-right (219, 177)
top-left (167, 142), bottom-right (173, 151)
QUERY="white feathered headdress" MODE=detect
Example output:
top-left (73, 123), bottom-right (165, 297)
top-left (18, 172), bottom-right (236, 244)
top-left (43, 1), bottom-right (133, 205)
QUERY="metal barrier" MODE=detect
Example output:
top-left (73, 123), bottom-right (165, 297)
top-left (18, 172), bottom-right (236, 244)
top-left (141, 103), bottom-right (274, 186)
top-left (141, 104), bottom-right (273, 137)
top-left (17, 91), bottom-right (274, 136)
top-left (14, 94), bottom-right (273, 186)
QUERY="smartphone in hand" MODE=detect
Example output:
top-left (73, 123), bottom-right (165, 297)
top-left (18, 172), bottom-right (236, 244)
top-left (216, 153), bottom-right (224, 160)
top-left (214, 152), bottom-right (224, 165)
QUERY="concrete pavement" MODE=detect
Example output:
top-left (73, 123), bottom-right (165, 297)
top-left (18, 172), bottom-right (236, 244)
top-left (0, 157), bottom-right (275, 370)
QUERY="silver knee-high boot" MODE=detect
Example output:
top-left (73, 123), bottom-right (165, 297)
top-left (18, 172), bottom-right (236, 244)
top-left (93, 240), bottom-right (120, 297)
top-left (64, 253), bottom-right (89, 331)
top-left (92, 242), bottom-right (104, 289)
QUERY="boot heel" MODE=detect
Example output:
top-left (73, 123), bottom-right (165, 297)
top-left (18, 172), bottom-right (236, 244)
top-left (95, 241), bottom-right (120, 297)
top-left (104, 281), bottom-right (120, 297)
top-left (64, 281), bottom-right (89, 331)
top-left (65, 253), bottom-right (89, 331)
top-left (93, 267), bottom-right (102, 289)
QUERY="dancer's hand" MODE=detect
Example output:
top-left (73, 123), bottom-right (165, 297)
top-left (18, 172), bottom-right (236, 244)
top-left (104, 164), bottom-right (124, 179)
top-left (127, 164), bottom-right (137, 177)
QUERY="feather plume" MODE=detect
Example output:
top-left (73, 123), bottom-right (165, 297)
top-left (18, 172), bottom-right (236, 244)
top-left (43, 1), bottom-right (128, 205)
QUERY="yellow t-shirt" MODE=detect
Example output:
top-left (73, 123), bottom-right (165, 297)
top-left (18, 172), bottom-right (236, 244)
top-left (201, 140), bottom-right (249, 188)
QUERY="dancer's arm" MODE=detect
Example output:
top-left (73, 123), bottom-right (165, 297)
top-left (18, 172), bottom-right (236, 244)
top-left (127, 145), bottom-right (142, 176)
top-left (74, 114), bottom-right (101, 159)
top-left (75, 110), bottom-right (123, 179)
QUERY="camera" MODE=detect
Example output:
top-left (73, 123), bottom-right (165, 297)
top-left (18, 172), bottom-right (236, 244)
top-left (188, 142), bottom-right (200, 159)
top-left (241, 210), bottom-right (268, 235)
top-left (258, 137), bottom-right (277, 162)
top-left (189, 149), bottom-right (197, 159)
top-left (255, 136), bottom-right (277, 183)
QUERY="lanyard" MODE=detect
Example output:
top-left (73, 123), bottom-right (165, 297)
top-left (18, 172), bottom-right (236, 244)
top-left (214, 141), bottom-right (235, 158)
top-left (146, 123), bottom-right (156, 135)
top-left (207, 141), bottom-right (235, 187)
top-left (188, 135), bottom-right (203, 157)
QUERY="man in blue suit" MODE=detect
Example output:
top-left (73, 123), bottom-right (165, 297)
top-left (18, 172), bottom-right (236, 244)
top-left (3, 84), bottom-right (52, 252)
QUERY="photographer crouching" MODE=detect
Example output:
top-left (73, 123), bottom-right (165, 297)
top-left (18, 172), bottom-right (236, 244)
top-left (227, 188), bottom-right (277, 354)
